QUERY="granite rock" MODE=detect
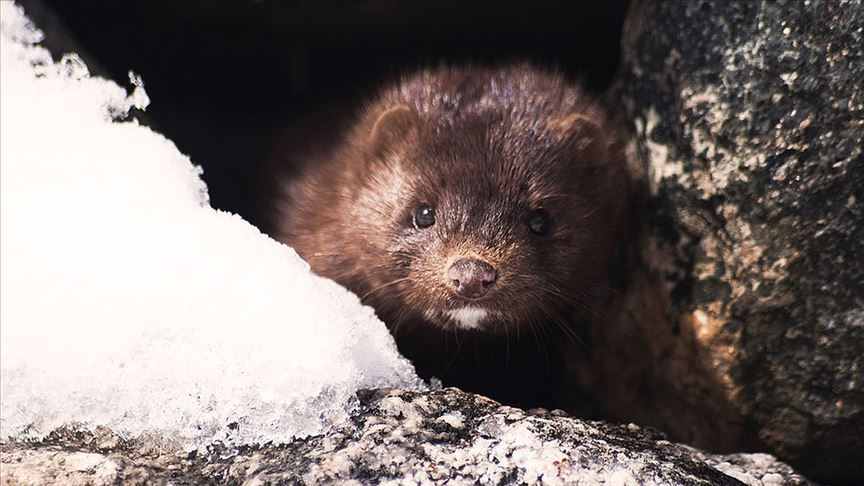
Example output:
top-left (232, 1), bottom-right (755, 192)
top-left (0, 388), bottom-right (808, 485)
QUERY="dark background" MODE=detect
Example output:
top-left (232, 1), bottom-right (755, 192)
top-left (28, 0), bottom-right (628, 231)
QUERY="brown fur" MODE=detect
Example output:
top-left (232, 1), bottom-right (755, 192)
top-left (274, 65), bottom-right (632, 409)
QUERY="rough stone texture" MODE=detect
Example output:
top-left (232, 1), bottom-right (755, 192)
top-left (609, 0), bottom-right (864, 482)
top-left (0, 388), bottom-right (808, 485)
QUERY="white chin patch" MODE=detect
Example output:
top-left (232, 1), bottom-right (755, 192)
top-left (445, 306), bottom-right (489, 330)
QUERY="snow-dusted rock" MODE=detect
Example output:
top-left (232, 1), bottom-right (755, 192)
top-left (0, 388), bottom-right (808, 485)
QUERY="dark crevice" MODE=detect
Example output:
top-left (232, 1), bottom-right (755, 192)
top-left (32, 0), bottom-right (629, 230)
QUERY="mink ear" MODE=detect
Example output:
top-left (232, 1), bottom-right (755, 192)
top-left (548, 113), bottom-right (608, 163)
top-left (368, 105), bottom-right (419, 158)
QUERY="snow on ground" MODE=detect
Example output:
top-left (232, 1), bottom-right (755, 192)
top-left (0, 1), bottom-right (420, 448)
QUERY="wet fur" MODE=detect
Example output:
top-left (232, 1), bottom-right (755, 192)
top-left (274, 65), bottom-right (631, 410)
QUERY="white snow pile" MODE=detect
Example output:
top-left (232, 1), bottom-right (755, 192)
top-left (0, 1), bottom-right (420, 448)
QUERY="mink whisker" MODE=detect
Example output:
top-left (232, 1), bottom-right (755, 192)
top-left (360, 277), bottom-right (411, 303)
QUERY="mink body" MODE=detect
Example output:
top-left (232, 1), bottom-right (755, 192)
top-left (274, 65), bottom-right (631, 410)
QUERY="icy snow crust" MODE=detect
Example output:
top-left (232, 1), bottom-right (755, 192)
top-left (0, 2), bottom-right (420, 448)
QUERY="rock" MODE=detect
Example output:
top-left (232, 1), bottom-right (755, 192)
top-left (0, 388), bottom-right (808, 485)
top-left (608, 0), bottom-right (864, 482)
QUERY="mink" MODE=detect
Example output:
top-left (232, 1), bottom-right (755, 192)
top-left (273, 65), bottom-right (632, 410)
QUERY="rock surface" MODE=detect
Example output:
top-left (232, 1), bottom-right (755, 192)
top-left (0, 388), bottom-right (807, 485)
top-left (608, 0), bottom-right (864, 482)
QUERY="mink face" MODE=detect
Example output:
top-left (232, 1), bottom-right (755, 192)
top-left (276, 65), bottom-right (629, 341)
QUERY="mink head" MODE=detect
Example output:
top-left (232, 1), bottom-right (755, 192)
top-left (281, 66), bottom-right (629, 335)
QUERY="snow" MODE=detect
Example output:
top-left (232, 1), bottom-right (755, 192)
top-left (0, 1), bottom-right (421, 448)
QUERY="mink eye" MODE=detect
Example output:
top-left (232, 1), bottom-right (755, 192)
top-left (413, 203), bottom-right (436, 229)
top-left (527, 209), bottom-right (551, 236)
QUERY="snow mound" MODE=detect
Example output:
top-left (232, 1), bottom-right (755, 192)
top-left (0, 1), bottom-right (421, 448)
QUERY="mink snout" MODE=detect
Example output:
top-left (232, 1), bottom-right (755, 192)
top-left (447, 258), bottom-right (497, 299)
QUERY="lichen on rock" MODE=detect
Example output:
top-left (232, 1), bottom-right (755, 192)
top-left (609, 0), bottom-right (864, 482)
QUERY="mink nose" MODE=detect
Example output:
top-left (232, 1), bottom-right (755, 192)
top-left (447, 258), bottom-right (497, 299)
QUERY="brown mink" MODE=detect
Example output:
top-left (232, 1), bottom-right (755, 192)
top-left (273, 65), bottom-right (631, 411)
